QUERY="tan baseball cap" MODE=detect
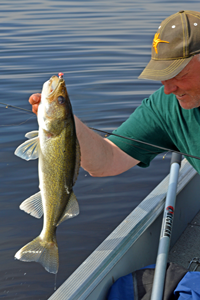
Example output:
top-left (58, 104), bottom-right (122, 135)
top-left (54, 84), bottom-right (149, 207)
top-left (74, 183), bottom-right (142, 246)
top-left (139, 10), bottom-right (200, 81)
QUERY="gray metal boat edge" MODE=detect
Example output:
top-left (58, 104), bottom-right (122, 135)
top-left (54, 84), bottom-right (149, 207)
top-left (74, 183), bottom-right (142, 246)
top-left (48, 159), bottom-right (197, 300)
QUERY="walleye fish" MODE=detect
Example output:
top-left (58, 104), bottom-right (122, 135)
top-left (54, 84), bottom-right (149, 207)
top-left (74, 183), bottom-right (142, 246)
top-left (14, 74), bottom-right (80, 274)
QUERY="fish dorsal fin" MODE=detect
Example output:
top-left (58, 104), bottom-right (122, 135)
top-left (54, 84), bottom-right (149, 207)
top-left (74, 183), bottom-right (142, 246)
top-left (15, 136), bottom-right (40, 161)
top-left (57, 191), bottom-right (79, 226)
top-left (73, 139), bottom-right (81, 185)
top-left (19, 191), bottom-right (43, 218)
top-left (25, 131), bottom-right (39, 139)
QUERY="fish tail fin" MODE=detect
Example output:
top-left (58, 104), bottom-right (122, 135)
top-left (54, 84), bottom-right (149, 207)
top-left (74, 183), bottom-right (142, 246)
top-left (14, 236), bottom-right (59, 274)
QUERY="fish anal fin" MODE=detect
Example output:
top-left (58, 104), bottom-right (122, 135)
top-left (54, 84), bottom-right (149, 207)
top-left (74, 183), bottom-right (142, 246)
top-left (15, 236), bottom-right (59, 274)
top-left (20, 191), bottom-right (43, 218)
top-left (57, 191), bottom-right (79, 226)
top-left (14, 137), bottom-right (40, 161)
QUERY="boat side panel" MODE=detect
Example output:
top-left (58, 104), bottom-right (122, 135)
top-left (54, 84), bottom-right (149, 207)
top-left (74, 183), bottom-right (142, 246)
top-left (48, 160), bottom-right (199, 300)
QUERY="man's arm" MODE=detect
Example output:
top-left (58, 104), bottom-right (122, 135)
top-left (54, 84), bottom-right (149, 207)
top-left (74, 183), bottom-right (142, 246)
top-left (74, 116), bottom-right (139, 177)
top-left (29, 94), bottom-right (140, 177)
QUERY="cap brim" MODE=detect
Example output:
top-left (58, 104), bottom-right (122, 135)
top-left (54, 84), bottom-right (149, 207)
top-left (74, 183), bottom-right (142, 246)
top-left (138, 56), bottom-right (193, 81)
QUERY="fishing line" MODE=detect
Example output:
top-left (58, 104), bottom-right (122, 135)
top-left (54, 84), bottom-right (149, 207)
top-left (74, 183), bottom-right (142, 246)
top-left (1, 102), bottom-right (200, 161)
top-left (0, 102), bottom-right (36, 127)
top-left (54, 273), bottom-right (57, 291)
top-left (0, 115), bottom-right (35, 127)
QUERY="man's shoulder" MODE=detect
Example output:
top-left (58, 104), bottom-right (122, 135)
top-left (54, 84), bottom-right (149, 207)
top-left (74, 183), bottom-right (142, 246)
top-left (139, 86), bottom-right (177, 116)
top-left (143, 86), bottom-right (200, 125)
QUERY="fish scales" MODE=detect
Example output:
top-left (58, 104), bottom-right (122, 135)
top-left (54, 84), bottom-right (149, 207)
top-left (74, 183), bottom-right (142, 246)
top-left (39, 120), bottom-right (76, 235)
top-left (14, 74), bottom-right (80, 274)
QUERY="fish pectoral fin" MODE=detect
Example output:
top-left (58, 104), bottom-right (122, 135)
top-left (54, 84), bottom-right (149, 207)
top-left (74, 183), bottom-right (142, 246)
top-left (57, 191), bottom-right (79, 226)
top-left (25, 130), bottom-right (39, 139)
top-left (14, 136), bottom-right (40, 161)
top-left (19, 191), bottom-right (43, 218)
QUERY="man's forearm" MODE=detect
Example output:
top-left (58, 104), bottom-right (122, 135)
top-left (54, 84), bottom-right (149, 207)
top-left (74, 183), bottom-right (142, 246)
top-left (74, 116), bottom-right (139, 177)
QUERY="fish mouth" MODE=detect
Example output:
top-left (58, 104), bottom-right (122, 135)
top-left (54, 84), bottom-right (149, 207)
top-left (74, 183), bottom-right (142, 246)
top-left (46, 75), bottom-right (65, 100)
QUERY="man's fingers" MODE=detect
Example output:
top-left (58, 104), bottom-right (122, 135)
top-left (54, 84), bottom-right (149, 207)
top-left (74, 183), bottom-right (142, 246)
top-left (32, 104), bottom-right (38, 115)
top-left (29, 93), bottom-right (41, 115)
top-left (29, 93), bottom-right (41, 105)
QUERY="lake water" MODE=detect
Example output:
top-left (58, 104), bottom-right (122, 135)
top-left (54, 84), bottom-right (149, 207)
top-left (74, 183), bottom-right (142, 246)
top-left (1, 1), bottom-right (199, 299)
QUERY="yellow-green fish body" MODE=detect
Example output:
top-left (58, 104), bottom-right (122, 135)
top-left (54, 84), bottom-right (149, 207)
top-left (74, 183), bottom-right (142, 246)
top-left (14, 75), bottom-right (80, 274)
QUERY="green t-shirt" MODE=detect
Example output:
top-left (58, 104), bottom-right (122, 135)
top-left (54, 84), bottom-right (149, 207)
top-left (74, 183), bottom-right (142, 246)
top-left (108, 86), bottom-right (200, 173)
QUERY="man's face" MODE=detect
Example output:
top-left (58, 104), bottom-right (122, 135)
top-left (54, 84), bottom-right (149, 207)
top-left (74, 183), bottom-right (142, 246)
top-left (161, 55), bottom-right (200, 110)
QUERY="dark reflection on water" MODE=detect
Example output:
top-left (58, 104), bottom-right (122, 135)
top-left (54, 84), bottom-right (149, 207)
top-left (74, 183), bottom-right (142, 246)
top-left (0, 1), bottom-right (199, 299)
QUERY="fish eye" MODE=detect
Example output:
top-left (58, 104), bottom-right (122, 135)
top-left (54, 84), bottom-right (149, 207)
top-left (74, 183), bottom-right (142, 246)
top-left (57, 96), bottom-right (65, 104)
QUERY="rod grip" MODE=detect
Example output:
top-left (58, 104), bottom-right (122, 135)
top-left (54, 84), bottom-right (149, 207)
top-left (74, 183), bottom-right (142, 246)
top-left (170, 152), bottom-right (182, 166)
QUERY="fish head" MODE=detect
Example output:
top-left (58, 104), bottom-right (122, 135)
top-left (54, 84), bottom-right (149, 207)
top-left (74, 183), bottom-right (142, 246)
top-left (38, 75), bottom-right (73, 134)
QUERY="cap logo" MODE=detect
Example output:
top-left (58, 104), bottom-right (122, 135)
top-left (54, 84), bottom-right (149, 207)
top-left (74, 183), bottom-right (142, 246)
top-left (153, 33), bottom-right (169, 54)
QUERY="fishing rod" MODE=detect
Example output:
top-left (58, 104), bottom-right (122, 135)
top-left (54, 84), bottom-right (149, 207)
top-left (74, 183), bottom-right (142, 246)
top-left (0, 102), bottom-right (33, 114)
top-left (151, 152), bottom-right (182, 300)
top-left (90, 127), bottom-right (200, 161)
top-left (1, 101), bottom-right (200, 161)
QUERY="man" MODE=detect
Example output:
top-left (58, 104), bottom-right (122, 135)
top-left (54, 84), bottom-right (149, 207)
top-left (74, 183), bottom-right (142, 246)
top-left (29, 10), bottom-right (200, 176)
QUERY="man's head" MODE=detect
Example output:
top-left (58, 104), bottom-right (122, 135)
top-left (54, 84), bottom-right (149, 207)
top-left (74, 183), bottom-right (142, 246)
top-left (139, 11), bottom-right (200, 109)
top-left (161, 54), bottom-right (200, 109)
top-left (139, 10), bottom-right (200, 81)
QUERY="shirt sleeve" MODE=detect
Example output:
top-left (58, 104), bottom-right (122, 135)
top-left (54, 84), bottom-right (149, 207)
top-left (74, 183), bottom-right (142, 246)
top-left (107, 89), bottom-right (178, 168)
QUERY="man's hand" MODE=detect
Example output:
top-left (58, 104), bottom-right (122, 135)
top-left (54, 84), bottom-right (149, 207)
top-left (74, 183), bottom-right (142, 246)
top-left (29, 93), bottom-right (41, 115)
